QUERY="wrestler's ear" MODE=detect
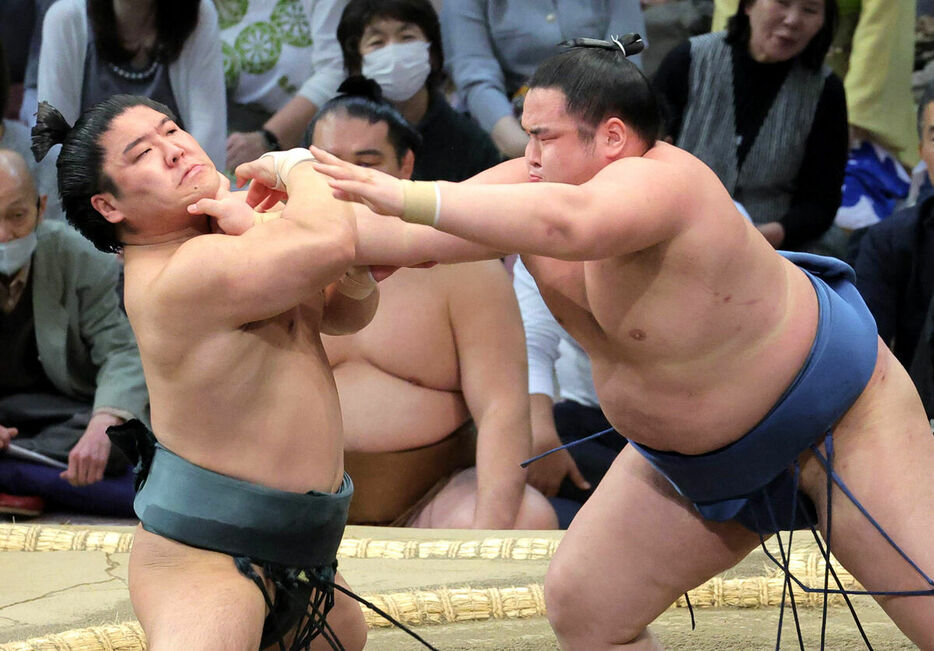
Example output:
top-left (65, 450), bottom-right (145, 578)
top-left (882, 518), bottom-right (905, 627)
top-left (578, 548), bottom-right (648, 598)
top-left (601, 117), bottom-right (628, 158)
top-left (90, 193), bottom-right (126, 225)
top-left (400, 149), bottom-right (415, 180)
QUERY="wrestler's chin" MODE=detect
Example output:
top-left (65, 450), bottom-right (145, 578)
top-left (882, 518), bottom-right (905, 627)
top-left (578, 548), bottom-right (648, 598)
top-left (185, 167), bottom-right (221, 200)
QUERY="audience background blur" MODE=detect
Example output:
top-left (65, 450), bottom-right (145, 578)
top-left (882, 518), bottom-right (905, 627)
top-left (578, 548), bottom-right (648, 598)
top-left (222, 0), bottom-right (349, 171)
top-left (0, 37), bottom-right (60, 222)
top-left (0, 150), bottom-right (147, 518)
top-left (441, 0), bottom-right (646, 159)
top-left (854, 83), bottom-right (934, 417)
top-left (713, 0), bottom-right (919, 256)
top-left (36, 0), bottom-right (226, 166)
top-left (654, 0), bottom-right (848, 252)
top-left (333, 0), bottom-right (501, 182)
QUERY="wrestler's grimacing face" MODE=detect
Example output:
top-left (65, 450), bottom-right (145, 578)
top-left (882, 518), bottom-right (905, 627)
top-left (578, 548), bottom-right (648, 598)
top-left (521, 88), bottom-right (604, 186)
top-left (97, 106), bottom-right (219, 229)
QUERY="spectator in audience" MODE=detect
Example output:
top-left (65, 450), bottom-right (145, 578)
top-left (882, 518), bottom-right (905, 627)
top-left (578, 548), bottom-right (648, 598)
top-left (513, 256), bottom-right (624, 528)
top-left (0, 149), bottom-right (147, 517)
top-left (309, 91), bottom-right (556, 529)
top-left (654, 0), bottom-right (847, 251)
top-left (0, 38), bottom-right (61, 222)
top-left (853, 84), bottom-right (934, 394)
top-left (441, 0), bottom-right (646, 159)
top-left (0, 0), bottom-right (34, 120)
top-left (36, 0), bottom-right (225, 166)
top-left (336, 0), bottom-right (502, 182)
top-left (223, 0), bottom-right (350, 171)
top-left (713, 0), bottom-right (919, 168)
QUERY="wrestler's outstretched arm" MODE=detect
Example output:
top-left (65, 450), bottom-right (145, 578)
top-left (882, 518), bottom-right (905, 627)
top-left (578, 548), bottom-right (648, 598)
top-left (311, 146), bottom-right (690, 261)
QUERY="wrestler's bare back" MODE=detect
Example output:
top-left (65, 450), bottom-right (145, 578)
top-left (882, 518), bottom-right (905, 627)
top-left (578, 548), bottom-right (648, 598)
top-left (123, 243), bottom-right (345, 495)
top-left (521, 143), bottom-right (821, 454)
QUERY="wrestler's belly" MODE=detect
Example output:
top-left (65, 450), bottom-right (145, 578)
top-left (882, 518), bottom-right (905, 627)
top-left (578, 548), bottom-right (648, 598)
top-left (593, 277), bottom-right (820, 454)
top-left (149, 352), bottom-right (345, 494)
top-left (333, 360), bottom-right (469, 453)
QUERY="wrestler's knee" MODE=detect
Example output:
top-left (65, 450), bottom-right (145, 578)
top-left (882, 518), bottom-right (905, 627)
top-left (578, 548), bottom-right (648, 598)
top-left (544, 554), bottom-right (646, 647)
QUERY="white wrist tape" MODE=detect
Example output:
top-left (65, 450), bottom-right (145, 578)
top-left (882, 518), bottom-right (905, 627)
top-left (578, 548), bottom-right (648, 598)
top-left (259, 148), bottom-right (316, 191)
top-left (337, 266), bottom-right (377, 300)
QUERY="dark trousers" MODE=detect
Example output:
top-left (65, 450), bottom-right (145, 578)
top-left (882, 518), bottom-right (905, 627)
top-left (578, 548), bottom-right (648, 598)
top-left (547, 400), bottom-right (627, 528)
top-left (0, 392), bottom-right (127, 474)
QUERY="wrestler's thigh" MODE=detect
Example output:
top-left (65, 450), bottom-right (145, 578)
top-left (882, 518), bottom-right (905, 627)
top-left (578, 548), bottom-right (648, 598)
top-left (797, 343), bottom-right (934, 647)
top-left (304, 571), bottom-right (367, 651)
top-left (544, 446), bottom-right (762, 646)
top-left (128, 526), bottom-right (267, 651)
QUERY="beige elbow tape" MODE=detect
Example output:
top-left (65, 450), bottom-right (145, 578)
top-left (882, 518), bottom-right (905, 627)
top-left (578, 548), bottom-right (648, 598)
top-left (337, 266), bottom-right (377, 300)
top-left (259, 148), bottom-right (316, 191)
top-left (401, 180), bottom-right (441, 227)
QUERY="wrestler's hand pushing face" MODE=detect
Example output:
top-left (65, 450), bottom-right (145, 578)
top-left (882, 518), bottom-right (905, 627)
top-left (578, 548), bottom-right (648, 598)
top-left (187, 172), bottom-right (258, 235)
top-left (310, 146), bottom-right (405, 218)
top-left (234, 156), bottom-right (288, 211)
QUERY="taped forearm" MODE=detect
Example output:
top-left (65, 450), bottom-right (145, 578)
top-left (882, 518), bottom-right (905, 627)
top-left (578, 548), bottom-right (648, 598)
top-left (259, 148), bottom-right (316, 191)
top-left (336, 266), bottom-right (377, 300)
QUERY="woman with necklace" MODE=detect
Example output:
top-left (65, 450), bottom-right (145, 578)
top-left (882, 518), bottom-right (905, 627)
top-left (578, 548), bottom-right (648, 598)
top-left (36, 0), bottom-right (225, 166)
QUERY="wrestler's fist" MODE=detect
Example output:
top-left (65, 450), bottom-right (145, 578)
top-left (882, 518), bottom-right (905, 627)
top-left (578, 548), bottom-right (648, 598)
top-left (310, 146), bottom-right (405, 218)
top-left (187, 172), bottom-right (256, 235)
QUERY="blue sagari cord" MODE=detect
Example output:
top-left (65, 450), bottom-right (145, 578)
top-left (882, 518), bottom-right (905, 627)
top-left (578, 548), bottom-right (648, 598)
top-left (522, 428), bottom-right (934, 649)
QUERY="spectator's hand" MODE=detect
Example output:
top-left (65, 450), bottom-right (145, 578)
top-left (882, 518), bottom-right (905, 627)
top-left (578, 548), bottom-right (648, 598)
top-left (0, 425), bottom-right (18, 451)
top-left (60, 413), bottom-right (122, 486)
top-left (235, 157), bottom-right (289, 210)
top-left (527, 445), bottom-right (590, 497)
top-left (189, 173), bottom-right (257, 235)
top-left (226, 131), bottom-right (268, 172)
top-left (757, 222), bottom-right (785, 248)
top-left (310, 146), bottom-right (405, 217)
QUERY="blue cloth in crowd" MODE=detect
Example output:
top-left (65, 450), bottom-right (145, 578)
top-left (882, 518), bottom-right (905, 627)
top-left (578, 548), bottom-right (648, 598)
top-left (835, 140), bottom-right (911, 230)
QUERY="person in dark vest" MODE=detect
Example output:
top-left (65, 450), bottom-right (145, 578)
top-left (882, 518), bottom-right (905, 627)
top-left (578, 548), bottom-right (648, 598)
top-left (653, 0), bottom-right (847, 251)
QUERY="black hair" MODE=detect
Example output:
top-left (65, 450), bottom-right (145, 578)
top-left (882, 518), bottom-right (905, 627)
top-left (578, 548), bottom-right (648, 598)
top-left (88, 0), bottom-right (200, 65)
top-left (528, 38), bottom-right (660, 147)
top-left (919, 81), bottom-right (934, 140)
top-left (32, 95), bottom-right (176, 253)
top-left (337, 0), bottom-right (444, 91)
top-left (0, 37), bottom-right (9, 119)
top-left (725, 0), bottom-right (838, 70)
top-left (305, 76), bottom-right (422, 164)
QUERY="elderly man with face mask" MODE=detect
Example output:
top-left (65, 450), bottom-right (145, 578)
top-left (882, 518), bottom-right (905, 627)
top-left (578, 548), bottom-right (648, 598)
top-left (0, 149), bottom-right (147, 517)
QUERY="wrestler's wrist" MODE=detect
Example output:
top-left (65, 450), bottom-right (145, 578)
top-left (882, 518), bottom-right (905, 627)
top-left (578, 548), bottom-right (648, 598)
top-left (401, 180), bottom-right (441, 227)
top-left (259, 148), bottom-right (316, 191)
top-left (253, 210), bottom-right (282, 227)
top-left (336, 266), bottom-right (377, 300)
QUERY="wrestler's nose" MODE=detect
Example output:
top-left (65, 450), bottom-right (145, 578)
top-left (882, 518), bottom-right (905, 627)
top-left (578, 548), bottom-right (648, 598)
top-left (164, 143), bottom-right (184, 165)
top-left (525, 138), bottom-right (541, 168)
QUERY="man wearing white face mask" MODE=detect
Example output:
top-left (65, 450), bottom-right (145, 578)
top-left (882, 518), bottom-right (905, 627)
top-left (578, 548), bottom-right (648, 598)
top-left (336, 0), bottom-right (502, 182)
top-left (0, 149), bottom-right (147, 517)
